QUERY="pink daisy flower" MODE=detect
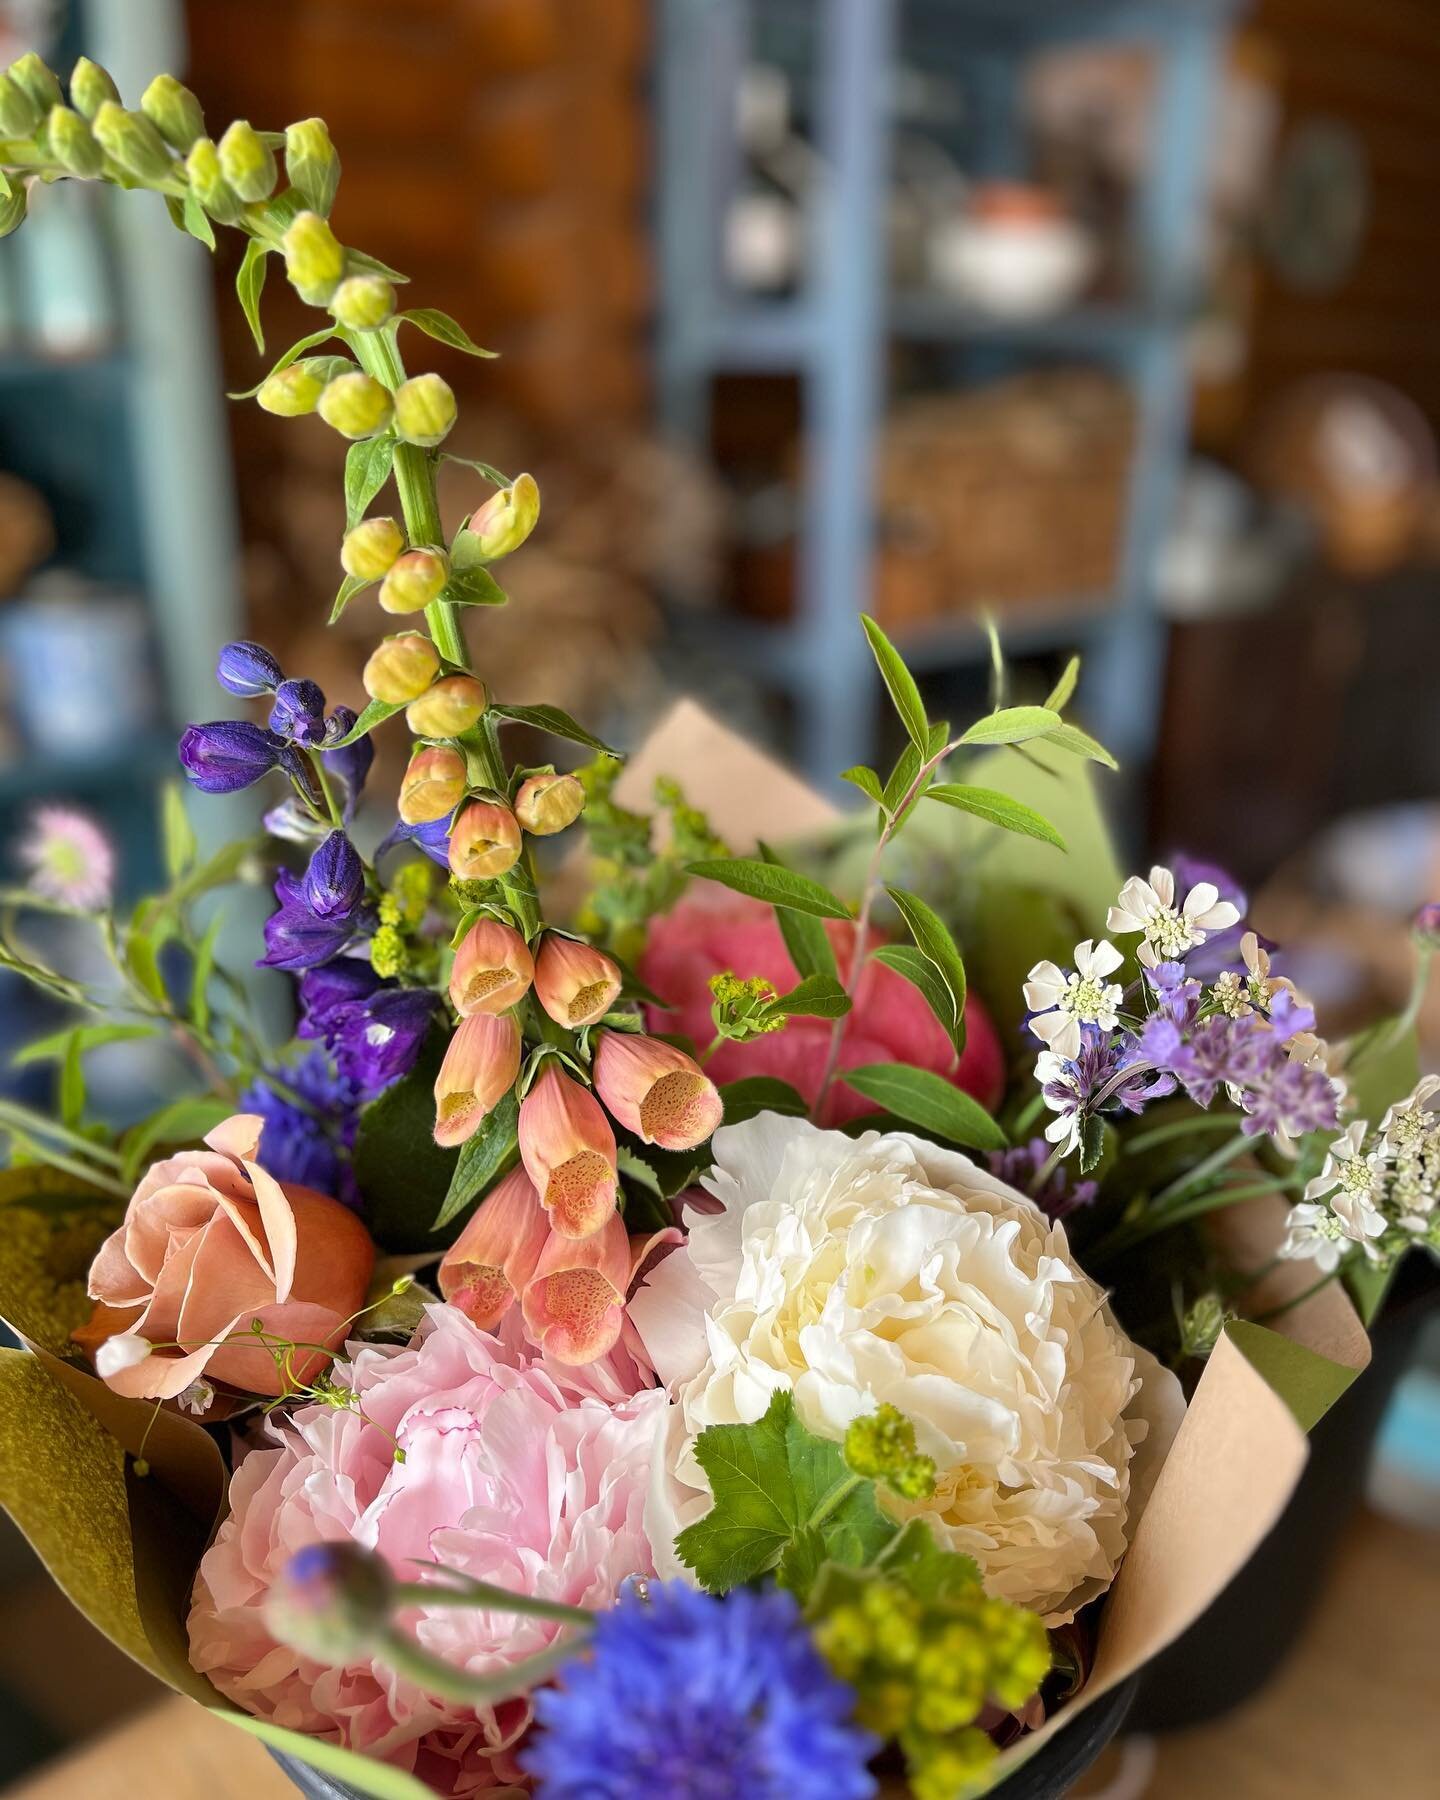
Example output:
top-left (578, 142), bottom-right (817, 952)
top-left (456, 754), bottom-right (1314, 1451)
top-left (18, 805), bottom-right (115, 909)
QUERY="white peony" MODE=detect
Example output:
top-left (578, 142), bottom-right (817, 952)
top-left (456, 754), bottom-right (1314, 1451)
top-left (632, 1116), bottom-right (1183, 1624)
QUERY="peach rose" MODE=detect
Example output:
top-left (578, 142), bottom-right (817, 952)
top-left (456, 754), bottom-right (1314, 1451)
top-left (76, 1114), bottom-right (375, 1401)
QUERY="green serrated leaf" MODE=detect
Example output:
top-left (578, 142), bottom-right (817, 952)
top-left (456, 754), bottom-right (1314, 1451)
top-left (1079, 1111), bottom-right (1106, 1173)
top-left (861, 614), bottom-right (927, 750)
top-left (160, 783), bottom-right (197, 882)
top-left (885, 886), bottom-right (967, 1030)
top-left (880, 1518), bottom-right (982, 1602)
top-left (443, 566), bottom-right (508, 607)
top-left (616, 1145), bottom-right (664, 1197)
top-left (330, 571), bottom-right (373, 624)
top-left (764, 973), bottom-right (851, 1020)
top-left (870, 944), bottom-right (962, 1054)
top-left (717, 1076), bottom-right (809, 1125)
top-left (957, 705), bottom-right (1060, 748)
top-left (921, 784), bottom-right (1066, 850)
top-left (489, 704), bottom-right (619, 757)
top-left (1045, 654), bottom-right (1081, 713)
top-left (431, 1089), bottom-right (520, 1233)
top-left (344, 435), bottom-right (396, 530)
top-left (397, 306), bottom-right (497, 358)
top-left (228, 326), bottom-right (342, 401)
top-left (235, 238), bottom-right (269, 353)
top-left (688, 858), bottom-right (851, 921)
top-left (844, 1063), bottom-right (1005, 1151)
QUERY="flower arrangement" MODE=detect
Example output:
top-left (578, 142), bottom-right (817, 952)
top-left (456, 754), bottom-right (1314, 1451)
top-left (0, 54), bottom-right (1433, 1800)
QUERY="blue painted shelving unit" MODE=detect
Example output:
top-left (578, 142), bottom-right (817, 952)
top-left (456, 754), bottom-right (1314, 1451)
top-left (658, 0), bottom-right (1243, 786)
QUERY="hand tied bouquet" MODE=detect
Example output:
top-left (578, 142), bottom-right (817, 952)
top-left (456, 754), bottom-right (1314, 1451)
top-left (0, 56), bottom-right (1432, 1800)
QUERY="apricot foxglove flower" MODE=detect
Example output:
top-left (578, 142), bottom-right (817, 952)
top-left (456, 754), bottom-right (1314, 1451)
top-left (592, 1031), bottom-right (722, 1151)
top-left (534, 935), bottom-right (623, 1030)
top-left (432, 1013), bottom-right (520, 1147)
top-left (519, 1063), bottom-right (618, 1238)
top-left (1107, 865), bottom-right (1240, 969)
top-left (521, 1212), bottom-right (632, 1364)
top-left (438, 1165), bottom-right (550, 1331)
top-left (1023, 938), bottom-right (1124, 1061)
top-left (18, 805), bottom-right (114, 908)
top-left (448, 917), bottom-right (534, 1017)
top-left (447, 799), bottom-right (522, 880)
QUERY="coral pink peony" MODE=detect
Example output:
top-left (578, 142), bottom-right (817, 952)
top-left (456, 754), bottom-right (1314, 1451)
top-left (76, 1114), bottom-right (373, 1400)
top-left (639, 896), bottom-right (1006, 1125)
top-left (187, 1305), bottom-right (667, 1795)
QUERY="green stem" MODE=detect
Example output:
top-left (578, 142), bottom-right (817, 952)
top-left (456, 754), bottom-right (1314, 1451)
top-left (1089, 1176), bottom-right (1299, 1262)
top-left (374, 1625), bottom-right (583, 1708)
top-left (1123, 1114), bottom-right (1242, 1156)
top-left (310, 750), bottom-right (346, 830)
top-left (1253, 1267), bottom-right (1340, 1324)
top-left (394, 1572), bottom-right (593, 1627)
top-left (1149, 1129), bottom-right (1252, 1210)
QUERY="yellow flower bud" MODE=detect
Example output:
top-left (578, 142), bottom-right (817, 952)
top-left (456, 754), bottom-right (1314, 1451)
top-left (257, 355), bottom-right (351, 417)
top-left (0, 73), bottom-right (40, 138)
top-left (379, 548), bottom-right (449, 614)
top-left (448, 800), bottom-right (522, 881)
top-left (514, 771), bottom-right (585, 836)
top-left (217, 118), bottom-right (277, 203)
top-left (393, 373), bottom-right (456, 448)
top-left (363, 633), bottom-right (439, 705)
top-left (317, 370), bottom-right (393, 440)
top-left (341, 516), bottom-right (406, 581)
top-left (140, 73), bottom-right (205, 151)
top-left (283, 208), bottom-right (346, 305)
top-left (406, 675), bottom-right (487, 738)
top-left (68, 57), bottom-right (119, 123)
top-left (399, 744), bottom-right (467, 825)
top-left (91, 100), bottom-right (172, 181)
top-left (8, 52), bottom-right (60, 114)
top-left (329, 274), bottom-right (395, 332)
top-left (185, 138), bottom-right (243, 225)
top-left (465, 472), bottom-right (540, 560)
top-left (47, 105), bottom-right (103, 178)
top-left (284, 117), bottom-right (340, 216)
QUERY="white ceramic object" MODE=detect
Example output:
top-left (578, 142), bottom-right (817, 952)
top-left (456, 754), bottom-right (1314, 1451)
top-left (928, 215), bottom-right (1096, 317)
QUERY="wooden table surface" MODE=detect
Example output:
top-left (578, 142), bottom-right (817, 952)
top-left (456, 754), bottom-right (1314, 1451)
top-left (6, 1509), bottom-right (1438, 1800)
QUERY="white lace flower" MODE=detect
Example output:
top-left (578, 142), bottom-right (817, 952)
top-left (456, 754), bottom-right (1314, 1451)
top-left (1107, 865), bottom-right (1240, 969)
top-left (1304, 1120), bottom-right (1386, 1243)
top-left (1035, 1049), bottom-right (1082, 1154)
top-left (1278, 1201), bottom-right (1347, 1272)
top-left (1215, 932), bottom-right (1284, 1018)
top-left (631, 1117), bottom-right (1184, 1624)
top-left (1379, 1075), bottom-right (1440, 1158)
top-left (1022, 938), bottom-right (1124, 1061)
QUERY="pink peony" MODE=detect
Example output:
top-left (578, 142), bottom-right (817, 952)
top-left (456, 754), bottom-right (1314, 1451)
top-left (187, 1305), bottom-right (666, 1795)
top-left (639, 896), bottom-right (1006, 1125)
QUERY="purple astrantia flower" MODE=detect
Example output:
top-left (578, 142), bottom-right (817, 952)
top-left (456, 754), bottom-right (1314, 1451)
top-left (1040, 1025), bottom-right (1176, 1155)
top-left (216, 640), bottom-right (283, 699)
top-left (524, 1583), bottom-right (876, 1800)
top-left (179, 720), bottom-right (296, 795)
top-left (269, 677), bottom-right (329, 747)
top-left (238, 1047), bottom-right (361, 1207)
top-left (260, 832), bottom-right (368, 971)
top-left (990, 1138), bottom-right (1099, 1222)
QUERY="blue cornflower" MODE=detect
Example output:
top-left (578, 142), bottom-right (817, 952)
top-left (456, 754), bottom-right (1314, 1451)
top-left (239, 1047), bottom-right (362, 1206)
top-left (524, 1584), bottom-right (876, 1800)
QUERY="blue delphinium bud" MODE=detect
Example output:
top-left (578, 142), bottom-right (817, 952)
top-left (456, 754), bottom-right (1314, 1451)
top-left (216, 639), bottom-right (283, 698)
top-left (322, 706), bottom-right (374, 815)
top-left (269, 677), bottom-right (328, 745)
top-left (304, 831), bottom-right (364, 920)
top-left (179, 720), bottom-right (286, 794)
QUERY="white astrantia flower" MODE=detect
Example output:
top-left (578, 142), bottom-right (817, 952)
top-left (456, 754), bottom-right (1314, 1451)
top-left (1022, 938), bottom-right (1125, 1061)
top-left (1035, 1049), bottom-right (1083, 1154)
top-left (1278, 1200), bottom-right (1348, 1272)
top-left (1107, 865), bottom-right (1241, 970)
top-left (1304, 1119), bottom-right (1386, 1245)
top-left (630, 1116), bottom-right (1184, 1625)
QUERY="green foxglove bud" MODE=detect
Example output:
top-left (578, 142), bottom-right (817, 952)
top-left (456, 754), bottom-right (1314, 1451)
top-left (217, 118), bottom-right (276, 203)
top-left (68, 57), bottom-right (119, 123)
top-left (329, 274), bottom-right (395, 332)
top-left (406, 674), bottom-right (487, 737)
top-left (140, 73), bottom-right (205, 152)
top-left (257, 355), bottom-right (353, 417)
top-left (0, 73), bottom-right (42, 138)
top-left (184, 137), bottom-right (243, 225)
top-left (284, 117), bottom-right (340, 216)
top-left (317, 371), bottom-right (393, 440)
top-left (341, 516), bottom-right (406, 580)
top-left (393, 373), bottom-right (456, 448)
top-left (0, 179), bottom-right (26, 238)
top-left (363, 633), bottom-right (439, 705)
top-left (379, 548), bottom-right (449, 614)
top-left (8, 52), bottom-right (61, 115)
top-left (466, 472), bottom-right (540, 560)
top-left (283, 208), bottom-right (345, 305)
top-left (91, 101), bottom-right (173, 181)
top-left (46, 106), bottom-right (102, 178)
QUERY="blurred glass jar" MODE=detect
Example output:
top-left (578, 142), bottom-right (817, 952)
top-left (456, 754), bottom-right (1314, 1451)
top-left (0, 573), bottom-right (157, 757)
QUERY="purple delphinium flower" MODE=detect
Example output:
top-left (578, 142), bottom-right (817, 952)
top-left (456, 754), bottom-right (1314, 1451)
top-left (269, 677), bottom-right (329, 746)
top-left (321, 705), bottom-right (374, 819)
top-left (303, 831), bottom-right (365, 919)
top-left (376, 814), bottom-right (452, 869)
top-left (180, 720), bottom-right (296, 795)
top-left (238, 1048), bottom-right (361, 1207)
top-left (298, 958), bottom-right (383, 1035)
top-left (260, 832), bottom-right (368, 971)
top-left (216, 640), bottom-right (283, 699)
top-left (990, 1138), bottom-right (1099, 1222)
top-left (297, 959), bottom-right (436, 1099)
top-left (524, 1583), bottom-right (876, 1800)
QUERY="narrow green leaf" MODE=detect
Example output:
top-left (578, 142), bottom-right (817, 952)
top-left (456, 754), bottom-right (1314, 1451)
top-left (344, 248), bottom-right (409, 283)
top-left (327, 696), bottom-right (404, 747)
top-left (922, 785), bottom-right (1066, 850)
top-left (228, 327), bottom-right (342, 400)
top-left (121, 1096), bottom-right (236, 1183)
top-left (397, 306), bottom-right (497, 358)
top-left (1044, 721), bottom-right (1118, 770)
top-left (841, 766), bottom-right (885, 807)
top-left (182, 191), bottom-right (216, 251)
top-left (442, 454), bottom-right (512, 486)
top-left (718, 1077), bottom-right (809, 1125)
top-left (442, 566), bottom-right (508, 607)
top-left (13, 1024), bottom-right (156, 1067)
top-left (432, 1090), bottom-right (520, 1232)
top-left (1045, 654), bottom-right (1081, 713)
top-left (759, 842), bottom-right (837, 980)
top-left (882, 720), bottom-right (950, 823)
top-left (489, 704), bottom-right (619, 757)
top-left (344, 435), bottom-right (396, 530)
top-left (765, 973), bottom-right (851, 1020)
top-left (860, 613), bottom-right (927, 750)
top-left (189, 911), bottom-right (225, 1037)
top-left (160, 784), bottom-right (197, 883)
top-left (687, 859), bottom-right (851, 921)
top-left (330, 571), bottom-right (373, 624)
top-left (957, 705), bottom-right (1060, 748)
top-left (844, 1064), bottom-right (1005, 1151)
top-left (870, 944), bottom-right (962, 1054)
top-left (886, 886), bottom-right (967, 1027)
top-left (235, 239), bottom-right (269, 353)
top-left (58, 1033), bottom-right (84, 1131)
